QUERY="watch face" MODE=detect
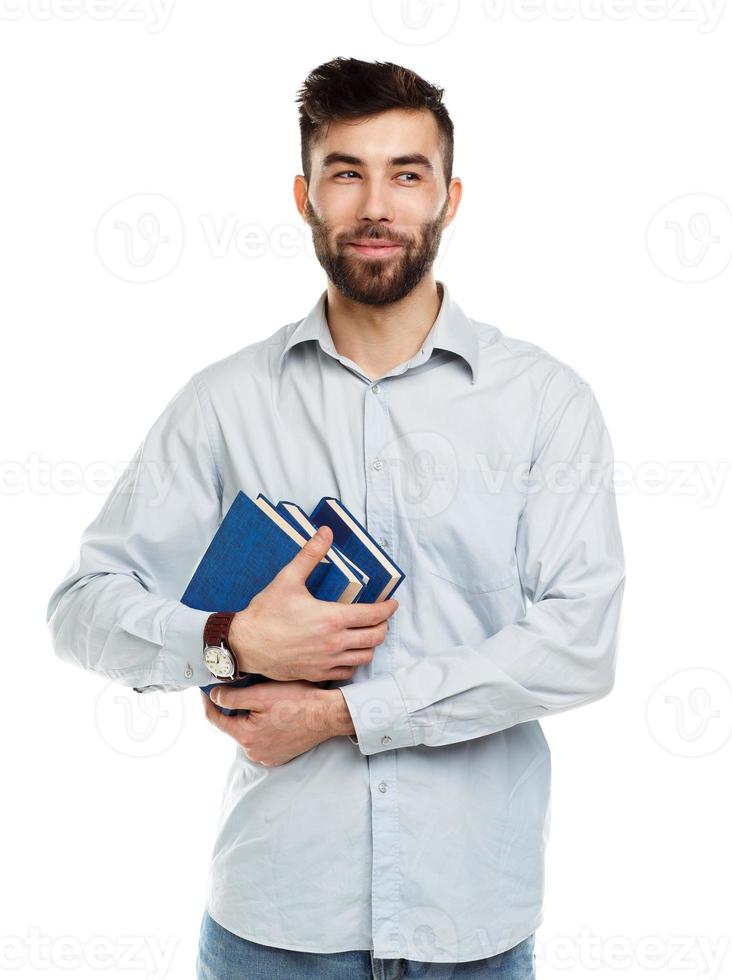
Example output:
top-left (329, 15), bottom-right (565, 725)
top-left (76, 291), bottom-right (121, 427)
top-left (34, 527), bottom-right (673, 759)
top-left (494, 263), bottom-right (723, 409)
top-left (203, 644), bottom-right (235, 678)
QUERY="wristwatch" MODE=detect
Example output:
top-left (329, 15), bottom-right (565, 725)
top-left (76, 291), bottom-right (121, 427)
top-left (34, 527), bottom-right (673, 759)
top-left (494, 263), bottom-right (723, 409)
top-left (202, 611), bottom-right (248, 680)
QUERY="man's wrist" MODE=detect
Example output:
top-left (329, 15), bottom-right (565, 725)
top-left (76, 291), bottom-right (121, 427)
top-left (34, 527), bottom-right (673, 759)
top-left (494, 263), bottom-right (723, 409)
top-left (323, 688), bottom-right (356, 738)
top-left (227, 610), bottom-right (253, 674)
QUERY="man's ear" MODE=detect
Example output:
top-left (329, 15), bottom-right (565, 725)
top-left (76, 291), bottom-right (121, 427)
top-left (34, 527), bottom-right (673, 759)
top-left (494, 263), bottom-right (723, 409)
top-left (293, 175), bottom-right (310, 221)
top-left (442, 177), bottom-right (463, 229)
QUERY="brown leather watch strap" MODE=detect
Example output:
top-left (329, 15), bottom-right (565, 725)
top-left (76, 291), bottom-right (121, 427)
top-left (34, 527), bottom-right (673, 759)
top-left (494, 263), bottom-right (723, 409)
top-left (203, 611), bottom-right (247, 679)
top-left (204, 611), bottom-right (237, 648)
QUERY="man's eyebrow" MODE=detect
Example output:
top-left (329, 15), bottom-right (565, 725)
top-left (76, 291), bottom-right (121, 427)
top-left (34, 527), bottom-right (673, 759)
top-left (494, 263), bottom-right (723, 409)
top-left (320, 152), bottom-right (434, 173)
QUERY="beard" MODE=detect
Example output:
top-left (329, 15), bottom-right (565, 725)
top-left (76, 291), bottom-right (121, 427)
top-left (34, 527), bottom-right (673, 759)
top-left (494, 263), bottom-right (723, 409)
top-left (303, 196), bottom-right (449, 306)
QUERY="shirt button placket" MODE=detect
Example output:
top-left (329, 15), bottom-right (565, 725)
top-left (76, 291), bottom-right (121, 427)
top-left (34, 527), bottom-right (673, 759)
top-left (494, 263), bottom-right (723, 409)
top-left (363, 378), bottom-right (401, 957)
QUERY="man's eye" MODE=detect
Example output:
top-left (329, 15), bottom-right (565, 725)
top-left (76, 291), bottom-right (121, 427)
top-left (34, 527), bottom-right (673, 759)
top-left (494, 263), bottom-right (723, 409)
top-left (333, 171), bottom-right (420, 182)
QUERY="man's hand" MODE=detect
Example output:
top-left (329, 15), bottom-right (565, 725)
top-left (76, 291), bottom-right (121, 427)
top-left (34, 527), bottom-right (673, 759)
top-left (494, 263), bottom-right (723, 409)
top-left (201, 681), bottom-right (355, 767)
top-left (228, 524), bottom-right (399, 683)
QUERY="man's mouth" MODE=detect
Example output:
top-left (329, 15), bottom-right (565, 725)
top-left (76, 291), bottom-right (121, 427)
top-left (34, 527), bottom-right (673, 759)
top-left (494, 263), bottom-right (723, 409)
top-left (346, 240), bottom-right (404, 259)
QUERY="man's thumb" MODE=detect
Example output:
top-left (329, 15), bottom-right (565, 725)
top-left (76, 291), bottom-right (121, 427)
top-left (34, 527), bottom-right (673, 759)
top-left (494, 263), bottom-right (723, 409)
top-left (290, 525), bottom-right (333, 579)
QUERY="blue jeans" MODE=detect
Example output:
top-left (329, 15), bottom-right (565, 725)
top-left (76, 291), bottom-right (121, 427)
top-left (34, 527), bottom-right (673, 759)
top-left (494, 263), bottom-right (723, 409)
top-left (196, 908), bottom-right (536, 979)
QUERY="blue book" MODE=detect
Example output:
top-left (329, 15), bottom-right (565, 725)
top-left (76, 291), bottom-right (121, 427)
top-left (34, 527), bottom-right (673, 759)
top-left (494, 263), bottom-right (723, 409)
top-left (271, 497), bottom-right (369, 596)
top-left (181, 490), bottom-right (361, 716)
top-left (309, 497), bottom-right (405, 604)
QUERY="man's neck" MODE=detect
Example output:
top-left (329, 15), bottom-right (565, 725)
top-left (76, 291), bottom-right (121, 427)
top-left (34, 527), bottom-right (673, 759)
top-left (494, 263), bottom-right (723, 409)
top-left (324, 276), bottom-right (442, 382)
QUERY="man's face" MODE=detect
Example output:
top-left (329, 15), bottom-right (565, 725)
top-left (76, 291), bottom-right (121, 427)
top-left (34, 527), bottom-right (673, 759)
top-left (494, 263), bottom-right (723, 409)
top-left (297, 108), bottom-right (459, 305)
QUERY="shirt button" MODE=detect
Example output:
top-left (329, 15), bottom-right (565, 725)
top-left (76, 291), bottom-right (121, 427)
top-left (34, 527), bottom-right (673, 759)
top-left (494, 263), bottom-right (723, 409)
top-left (184, 663), bottom-right (193, 679)
top-left (377, 781), bottom-right (388, 793)
top-left (376, 536), bottom-right (386, 547)
top-left (371, 383), bottom-right (381, 394)
top-left (372, 459), bottom-right (384, 471)
top-left (381, 735), bottom-right (392, 745)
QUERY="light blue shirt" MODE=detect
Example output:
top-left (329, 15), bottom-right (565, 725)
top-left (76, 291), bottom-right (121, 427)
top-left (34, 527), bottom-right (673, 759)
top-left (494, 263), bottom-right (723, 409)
top-left (46, 280), bottom-right (625, 963)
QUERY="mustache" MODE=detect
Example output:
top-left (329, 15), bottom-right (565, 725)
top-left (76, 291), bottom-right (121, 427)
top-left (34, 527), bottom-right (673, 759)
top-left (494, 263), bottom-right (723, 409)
top-left (339, 230), bottom-right (409, 246)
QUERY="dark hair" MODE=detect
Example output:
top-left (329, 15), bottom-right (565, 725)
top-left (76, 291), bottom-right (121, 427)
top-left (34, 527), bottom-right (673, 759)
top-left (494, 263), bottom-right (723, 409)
top-left (295, 57), bottom-right (454, 188)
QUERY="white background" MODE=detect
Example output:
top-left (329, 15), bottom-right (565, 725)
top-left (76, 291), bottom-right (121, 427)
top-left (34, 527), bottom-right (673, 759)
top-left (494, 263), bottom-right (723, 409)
top-left (2, 1), bottom-right (731, 977)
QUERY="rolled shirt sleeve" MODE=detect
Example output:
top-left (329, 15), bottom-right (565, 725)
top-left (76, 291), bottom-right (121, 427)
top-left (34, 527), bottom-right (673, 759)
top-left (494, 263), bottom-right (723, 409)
top-left (340, 378), bottom-right (626, 755)
top-left (46, 373), bottom-right (222, 693)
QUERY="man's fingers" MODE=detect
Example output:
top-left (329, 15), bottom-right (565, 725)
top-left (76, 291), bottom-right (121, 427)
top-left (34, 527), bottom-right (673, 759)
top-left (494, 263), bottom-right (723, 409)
top-left (207, 685), bottom-right (262, 713)
top-left (201, 691), bottom-right (240, 734)
top-left (339, 623), bottom-right (388, 650)
top-left (341, 598), bottom-right (399, 628)
top-left (330, 649), bottom-right (373, 670)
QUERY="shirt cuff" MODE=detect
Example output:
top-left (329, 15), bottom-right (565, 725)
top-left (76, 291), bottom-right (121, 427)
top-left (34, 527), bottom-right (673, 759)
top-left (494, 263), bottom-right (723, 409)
top-left (339, 672), bottom-right (417, 755)
top-left (134, 602), bottom-right (213, 692)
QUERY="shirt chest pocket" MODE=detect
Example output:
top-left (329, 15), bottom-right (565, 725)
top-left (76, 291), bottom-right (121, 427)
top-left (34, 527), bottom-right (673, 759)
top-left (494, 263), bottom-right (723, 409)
top-left (415, 470), bottom-right (523, 595)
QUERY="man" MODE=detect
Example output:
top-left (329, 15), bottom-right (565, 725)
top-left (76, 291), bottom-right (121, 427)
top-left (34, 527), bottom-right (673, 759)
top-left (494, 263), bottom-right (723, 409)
top-left (47, 57), bottom-right (625, 979)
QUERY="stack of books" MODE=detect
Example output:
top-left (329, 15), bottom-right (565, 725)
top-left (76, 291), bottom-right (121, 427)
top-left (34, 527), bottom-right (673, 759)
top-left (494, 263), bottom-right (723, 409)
top-left (180, 491), bottom-right (405, 716)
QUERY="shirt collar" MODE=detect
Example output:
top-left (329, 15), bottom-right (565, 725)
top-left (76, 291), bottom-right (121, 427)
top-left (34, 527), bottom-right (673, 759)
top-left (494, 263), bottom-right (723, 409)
top-left (277, 279), bottom-right (480, 385)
